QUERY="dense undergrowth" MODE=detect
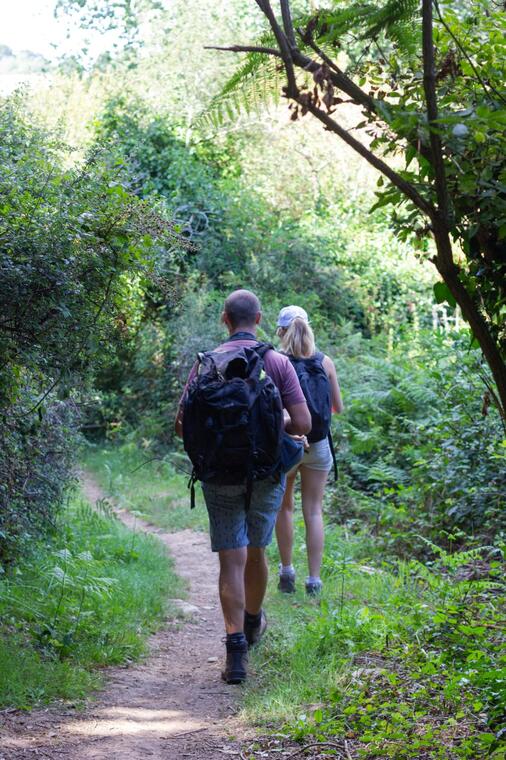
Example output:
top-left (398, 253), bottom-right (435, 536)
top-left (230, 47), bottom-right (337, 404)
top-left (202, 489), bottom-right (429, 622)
top-left (1, 3), bottom-right (505, 752)
top-left (248, 519), bottom-right (506, 759)
top-left (0, 489), bottom-right (178, 708)
top-left (327, 329), bottom-right (505, 556)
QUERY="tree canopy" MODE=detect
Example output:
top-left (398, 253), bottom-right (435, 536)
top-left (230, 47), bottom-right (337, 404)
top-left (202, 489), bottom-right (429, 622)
top-left (208, 0), bottom-right (506, 416)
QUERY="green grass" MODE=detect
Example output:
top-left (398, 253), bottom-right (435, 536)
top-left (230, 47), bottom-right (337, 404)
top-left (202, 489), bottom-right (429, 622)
top-left (83, 442), bottom-right (209, 532)
top-left (245, 519), bottom-right (506, 759)
top-left (0, 490), bottom-right (179, 709)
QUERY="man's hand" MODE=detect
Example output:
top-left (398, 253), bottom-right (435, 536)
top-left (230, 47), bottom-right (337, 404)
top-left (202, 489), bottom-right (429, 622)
top-left (289, 434), bottom-right (310, 451)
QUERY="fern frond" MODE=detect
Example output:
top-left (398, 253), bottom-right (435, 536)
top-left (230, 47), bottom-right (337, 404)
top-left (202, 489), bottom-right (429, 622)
top-left (312, 0), bottom-right (420, 56)
top-left (196, 0), bottom-right (421, 131)
top-left (196, 35), bottom-right (281, 132)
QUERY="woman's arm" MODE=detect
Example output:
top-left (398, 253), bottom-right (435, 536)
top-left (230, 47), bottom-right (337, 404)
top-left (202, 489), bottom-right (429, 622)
top-left (322, 355), bottom-right (344, 414)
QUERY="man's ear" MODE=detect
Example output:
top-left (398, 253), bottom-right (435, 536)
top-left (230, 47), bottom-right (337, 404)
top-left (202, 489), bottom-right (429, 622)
top-left (255, 311), bottom-right (262, 325)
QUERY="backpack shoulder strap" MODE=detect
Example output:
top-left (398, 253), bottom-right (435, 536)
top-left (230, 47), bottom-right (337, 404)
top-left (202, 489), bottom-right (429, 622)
top-left (328, 430), bottom-right (338, 482)
top-left (253, 341), bottom-right (274, 359)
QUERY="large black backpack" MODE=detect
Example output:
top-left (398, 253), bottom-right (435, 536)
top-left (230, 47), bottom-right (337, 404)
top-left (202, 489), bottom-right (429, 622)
top-left (288, 351), bottom-right (337, 479)
top-left (182, 339), bottom-right (284, 507)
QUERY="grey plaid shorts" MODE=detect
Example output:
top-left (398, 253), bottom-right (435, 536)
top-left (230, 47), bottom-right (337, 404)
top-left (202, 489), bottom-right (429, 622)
top-left (201, 474), bottom-right (286, 552)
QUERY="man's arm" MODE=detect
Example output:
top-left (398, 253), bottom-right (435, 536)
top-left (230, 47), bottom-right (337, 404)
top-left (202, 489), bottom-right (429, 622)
top-left (284, 401), bottom-right (311, 435)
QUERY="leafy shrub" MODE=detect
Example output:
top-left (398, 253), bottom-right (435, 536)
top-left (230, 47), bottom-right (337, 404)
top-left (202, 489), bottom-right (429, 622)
top-left (0, 400), bottom-right (78, 564)
top-left (0, 94), bottom-right (184, 562)
top-left (249, 527), bottom-right (505, 759)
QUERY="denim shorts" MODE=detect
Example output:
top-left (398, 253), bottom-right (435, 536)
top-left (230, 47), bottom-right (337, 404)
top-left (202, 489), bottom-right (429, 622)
top-left (201, 474), bottom-right (286, 552)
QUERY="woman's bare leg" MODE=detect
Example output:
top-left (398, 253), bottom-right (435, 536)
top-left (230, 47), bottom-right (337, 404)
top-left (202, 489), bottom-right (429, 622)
top-left (299, 466), bottom-right (328, 579)
top-left (275, 470), bottom-right (298, 567)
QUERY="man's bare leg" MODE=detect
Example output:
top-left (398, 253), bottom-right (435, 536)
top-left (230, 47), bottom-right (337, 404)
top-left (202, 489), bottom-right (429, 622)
top-left (218, 546), bottom-right (247, 633)
top-left (244, 546), bottom-right (268, 615)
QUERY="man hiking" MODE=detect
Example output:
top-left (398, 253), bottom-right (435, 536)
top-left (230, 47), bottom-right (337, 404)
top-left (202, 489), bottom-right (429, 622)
top-left (175, 289), bottom-right (311, 684)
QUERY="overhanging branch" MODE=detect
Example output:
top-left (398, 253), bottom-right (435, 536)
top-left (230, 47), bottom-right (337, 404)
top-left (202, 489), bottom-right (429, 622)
top-left (254, 0), bottom-right (298, 97)
top-left (204, 45), bottom-right (281, 57)
top-left (280, 0), bottom-right (297, 48)
top-left (294, 96), bottom-right (436, 221)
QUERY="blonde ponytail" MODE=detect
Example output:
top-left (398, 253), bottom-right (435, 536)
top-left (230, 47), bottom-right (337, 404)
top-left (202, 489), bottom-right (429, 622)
top-left (279, 317), bottom-right (315, 358)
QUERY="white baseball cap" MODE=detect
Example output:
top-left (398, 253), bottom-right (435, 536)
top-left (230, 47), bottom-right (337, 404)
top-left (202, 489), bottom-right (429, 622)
top-left (276, 305), bottom-right (309, 328)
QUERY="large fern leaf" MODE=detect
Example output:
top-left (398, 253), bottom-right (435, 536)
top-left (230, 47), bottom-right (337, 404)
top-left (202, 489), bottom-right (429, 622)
top-left (197, 40), bottom-right (281, 131)
top-left (315, 0), bottom-right (420, 55)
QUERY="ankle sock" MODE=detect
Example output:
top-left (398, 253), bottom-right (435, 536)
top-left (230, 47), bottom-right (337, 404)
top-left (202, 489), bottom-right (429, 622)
top-left (281, 564), bottom-right (295, 576)
top-left (226, 632), bottom-right (247, 647)
top-left (306, 576), bottom-right (321, 585)
top-left (244, 610), bottom-right (262, 626)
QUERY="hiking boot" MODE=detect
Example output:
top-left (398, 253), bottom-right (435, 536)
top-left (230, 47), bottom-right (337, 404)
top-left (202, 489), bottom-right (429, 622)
top-left (278, 571), bottom-right (296, 594)
top-left (305, 579), bottom-right (323, 596)
top-left (221, 636), bottom-right (248, 684)
top-left (244, 609), bottom-right (267, 648)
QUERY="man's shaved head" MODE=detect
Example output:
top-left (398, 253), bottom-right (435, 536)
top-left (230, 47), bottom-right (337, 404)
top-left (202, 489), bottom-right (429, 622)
top-left (223, 289), bottom-right (261, 329)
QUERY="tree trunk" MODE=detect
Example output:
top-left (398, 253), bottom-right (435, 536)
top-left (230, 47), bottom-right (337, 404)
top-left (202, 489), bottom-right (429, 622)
top-left (433, 227), bottom-right (506, 418)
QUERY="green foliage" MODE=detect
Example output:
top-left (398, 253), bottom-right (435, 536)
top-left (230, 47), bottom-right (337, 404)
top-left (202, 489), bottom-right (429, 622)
top-left (88, 103), bottom-right (431, 443)
top-left (0, 401), bottom-right (79, 565)
top-left (199, 46), bottom-right (281, 131)
top-left (204, 0), bottom-right (506, 410)
top-left (83, 443), bottom-right (209, 532)
top-left (331, 330), bottom-right (505, 550)
top-left (0, 489), bottom-right (177, 708)
top-left (352, 1), bottom-right (506, 354)
top-left (315, 0), bottom-right (420, 55)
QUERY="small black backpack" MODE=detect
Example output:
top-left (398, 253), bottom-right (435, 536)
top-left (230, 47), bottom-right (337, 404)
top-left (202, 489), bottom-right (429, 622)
top-left (288, 351), bottom-right (337, 479)
top-left (182, 339), bottom-right (284, 507)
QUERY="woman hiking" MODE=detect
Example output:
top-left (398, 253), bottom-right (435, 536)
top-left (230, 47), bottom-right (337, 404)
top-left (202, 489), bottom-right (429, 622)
top-left (275, 305), bottom-right (343, 595)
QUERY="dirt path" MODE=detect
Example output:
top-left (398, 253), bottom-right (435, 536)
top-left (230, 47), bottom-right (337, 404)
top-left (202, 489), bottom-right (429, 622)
top-left (0, 473), bottom-right (253, 760)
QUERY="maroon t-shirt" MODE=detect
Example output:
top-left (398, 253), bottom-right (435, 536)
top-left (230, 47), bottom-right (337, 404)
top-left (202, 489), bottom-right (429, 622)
top-left (179, 337), bottom-right (306, 409)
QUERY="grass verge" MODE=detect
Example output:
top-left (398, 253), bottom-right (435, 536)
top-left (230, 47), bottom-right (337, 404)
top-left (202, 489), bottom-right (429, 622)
top-left (83, 442), bottom-right (209, 532)
top-left (246, 520), bottom-right (505, 759)
top-left (0, 488), bottom-right (178, 709)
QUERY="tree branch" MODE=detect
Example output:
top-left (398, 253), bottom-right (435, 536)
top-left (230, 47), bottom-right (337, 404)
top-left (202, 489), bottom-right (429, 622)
top-left (280, 0), bottom-right (296, 48)
top-left (291, 45), bottom-right (378, 116)
top-left (204, 44), bottom-right (281, 57)
top-left (296, 26), bottom-right (435, 165)
top-left (254, 0), bottom-right (298, 97)
top-left (294, 96), bottom-right (436, 220)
